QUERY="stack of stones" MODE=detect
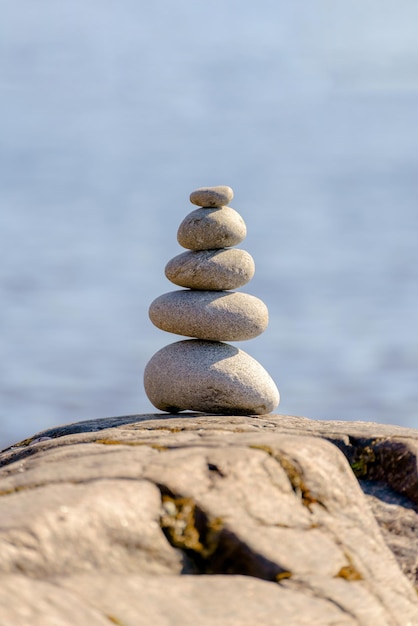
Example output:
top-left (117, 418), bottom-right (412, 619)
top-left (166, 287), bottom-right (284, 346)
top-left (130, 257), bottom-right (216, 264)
top-left (144, 185), bottom-right (280, 415)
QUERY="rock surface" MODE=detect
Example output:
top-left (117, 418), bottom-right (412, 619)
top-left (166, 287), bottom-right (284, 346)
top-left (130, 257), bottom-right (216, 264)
top-left (165, 248), bottom-right (255, 290)
top-left (1, 413), bottom-right (418, 625)
top-left (149, 290), bottom-right (268, 341)
top-left (144, 340), bottom-right (280, 413)
top-left (177, 206), bottom-right (247, 250)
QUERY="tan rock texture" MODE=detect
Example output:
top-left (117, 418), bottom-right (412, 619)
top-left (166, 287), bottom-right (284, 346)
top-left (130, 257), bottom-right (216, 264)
top-left (149, 290), bottom-right (268, 341)
top-left (177, 206), bottom-right (246, 250)
top-left (165, 248), bottom-right (255, 290)
top-left (144, 340), bottom-right (280, 414)
top-left (1, 413), bottom-right (418, 625)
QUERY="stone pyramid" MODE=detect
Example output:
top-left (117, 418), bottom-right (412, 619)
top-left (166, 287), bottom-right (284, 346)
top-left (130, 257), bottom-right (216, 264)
top-left (144, 185), bottom-right (280, 415)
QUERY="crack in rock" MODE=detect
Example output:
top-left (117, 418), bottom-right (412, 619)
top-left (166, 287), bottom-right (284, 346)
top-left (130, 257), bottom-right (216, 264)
top-left (158, 488), bottom-right (292, 582)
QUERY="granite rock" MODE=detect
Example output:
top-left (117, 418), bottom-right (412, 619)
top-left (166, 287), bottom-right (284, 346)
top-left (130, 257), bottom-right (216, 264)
top-left (189, 185), bottom-right (234, 208)
top-left (1, 413), bottom-right (418, 625)
top-left (0, 574), bottom-right (357, 626)
top-left (177, 207), bottom-right (246, 250)
top-left (148, 290), bottom-right (268, 341)
top-left (165, 248), bottom-right (255, 290)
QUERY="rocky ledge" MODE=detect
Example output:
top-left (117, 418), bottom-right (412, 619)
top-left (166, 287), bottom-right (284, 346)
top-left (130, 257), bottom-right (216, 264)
top-left (1, 413), bottom-right (418, 625)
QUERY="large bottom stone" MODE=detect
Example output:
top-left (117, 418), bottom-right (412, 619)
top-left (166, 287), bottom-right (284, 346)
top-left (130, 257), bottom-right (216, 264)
top-left (144, 339), bottom-right (280, 414)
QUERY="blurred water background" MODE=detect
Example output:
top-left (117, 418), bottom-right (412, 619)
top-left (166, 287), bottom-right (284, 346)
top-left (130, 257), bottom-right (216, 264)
top-left (1, 1), bottom-right (418, 448)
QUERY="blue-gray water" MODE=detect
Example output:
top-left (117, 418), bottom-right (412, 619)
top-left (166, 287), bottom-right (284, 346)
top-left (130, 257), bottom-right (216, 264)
top-left (1, 1), bottom-right (418, 448)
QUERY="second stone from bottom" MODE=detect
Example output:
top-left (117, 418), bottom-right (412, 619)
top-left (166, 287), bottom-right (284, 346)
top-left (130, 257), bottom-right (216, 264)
top-left (144, 339), bottom-right (280, 415)
top-left (149, 290), bottom-right (268, 341)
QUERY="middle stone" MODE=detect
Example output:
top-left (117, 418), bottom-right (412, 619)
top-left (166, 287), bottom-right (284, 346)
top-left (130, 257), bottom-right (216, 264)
top-left (149, 290), bottom-right (268, 341)
top-left (165, 248), bottom-right (255, 290)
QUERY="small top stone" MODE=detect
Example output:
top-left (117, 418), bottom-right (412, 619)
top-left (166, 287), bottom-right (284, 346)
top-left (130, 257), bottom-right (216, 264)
top-left (190, 186), bottom-right (234, 208)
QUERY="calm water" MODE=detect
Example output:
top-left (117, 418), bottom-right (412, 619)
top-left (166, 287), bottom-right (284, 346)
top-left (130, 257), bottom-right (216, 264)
top-left (1, 1), bottom-right (418, 447)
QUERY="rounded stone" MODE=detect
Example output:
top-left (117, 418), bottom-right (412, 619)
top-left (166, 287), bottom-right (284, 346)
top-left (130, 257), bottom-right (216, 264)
top-left (149, 290), bottom-right (268, 341)
top-left (165, 249), bottom-right (255, 290)
top-left (177, 207), bottom-right (246, 251)
top-left (144, 339), bottom-right (280, 414)
top-left (190, 185), bottom-right (234, 208)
